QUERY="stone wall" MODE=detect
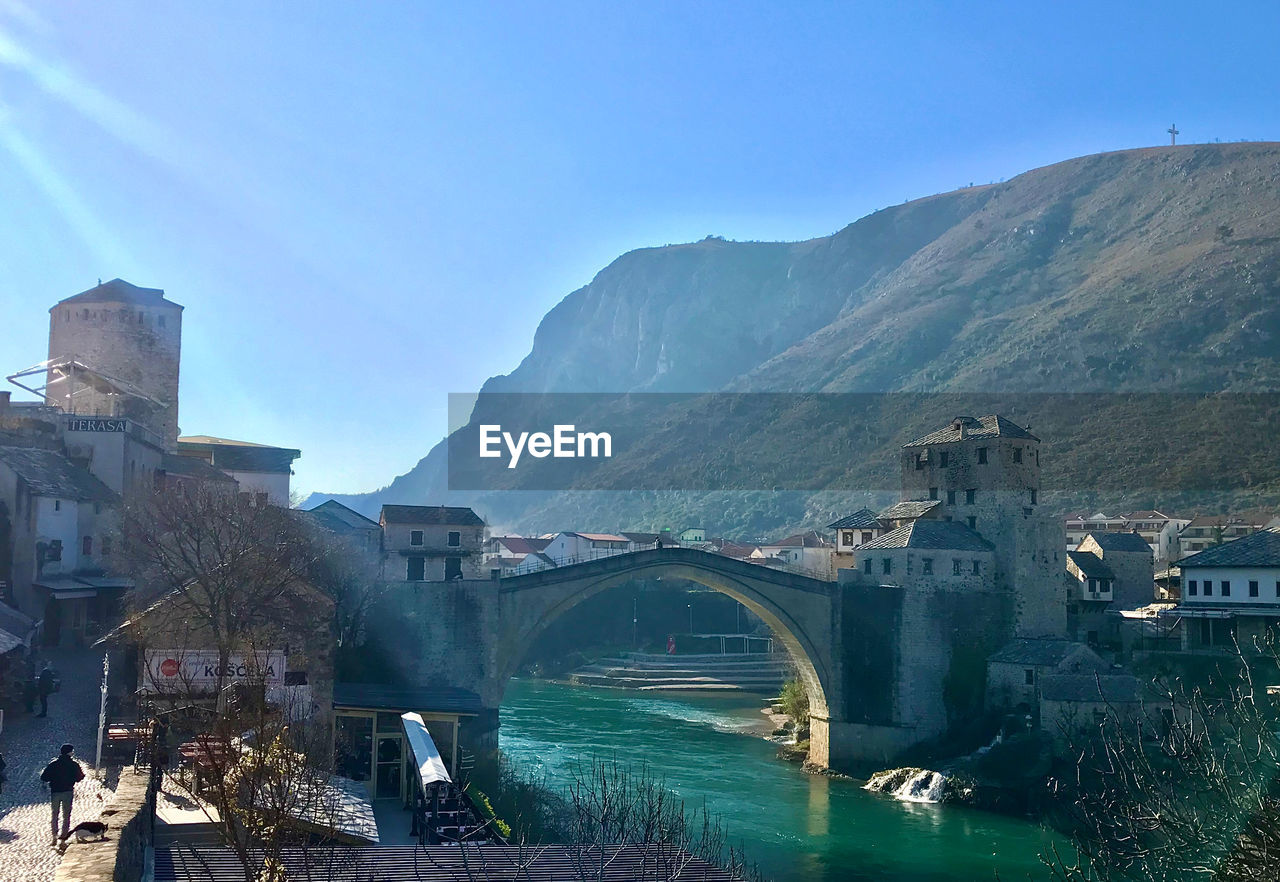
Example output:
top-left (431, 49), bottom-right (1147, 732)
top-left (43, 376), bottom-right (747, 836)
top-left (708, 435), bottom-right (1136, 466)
top-left (53, 771), bottom-right (151, 882)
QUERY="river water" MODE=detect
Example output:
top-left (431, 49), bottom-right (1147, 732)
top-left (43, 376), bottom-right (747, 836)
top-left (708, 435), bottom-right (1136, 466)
top-left (500, 679), bottom-right (1063, 881)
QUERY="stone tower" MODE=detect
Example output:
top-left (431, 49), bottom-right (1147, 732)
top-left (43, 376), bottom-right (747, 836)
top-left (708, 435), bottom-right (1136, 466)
top-left (899, 415), bottom-right (1066, 638)
top-left (47, 279), bottom-right (184, 447)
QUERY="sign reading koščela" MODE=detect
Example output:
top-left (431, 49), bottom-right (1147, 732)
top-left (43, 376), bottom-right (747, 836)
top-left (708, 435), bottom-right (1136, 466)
top-left (142, 649), bottom-right (286, 693)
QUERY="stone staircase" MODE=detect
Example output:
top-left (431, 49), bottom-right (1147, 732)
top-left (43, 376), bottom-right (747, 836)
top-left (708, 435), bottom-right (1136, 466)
top-left (569, 651), bottom-right (793, 693)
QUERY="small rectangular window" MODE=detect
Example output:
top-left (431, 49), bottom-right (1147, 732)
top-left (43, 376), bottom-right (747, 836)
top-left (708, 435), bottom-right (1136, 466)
top-left (1275, 580), bottom-right (1280, 598)
top-left (929, 487), bottom-right (938, 500)
top-left (447, 531), bottom-right (461, 547)
top-left (965, 489), bottom-right (976, 505)
top-left (54, 499), bottom-right (61, 512)
top-left (939, 451), bottom-right (949, 467)
top-left (972, 559), bottom-right (980, 575)
top-left (946, 490), bottom-right (956, 505)
top-left (882, 558), bottom-right (892, 575)
top-left (861, 531), bottom-right (873, 544)
top-left (1221, 581), bottom-right (1230, 597)
top-left (977, 447), bottom-right (988, 464)
top-left (953, 559), bottom-right (962, 575)
top-left (1204, 581), bottom-right (1212, 597)
top-left (1030, 490), bottom-right (1038, 505)
top-left (1012, 448), bottom-right (1023, 463)
top-left (967, 516), bottom-right (977, 530)
top-left (915, 454), bottom-right (925, 470)
top-left (863, 558), bottom-right (872, 574)
top-left (1188, 580), bottom-right (1197, 596)
top-left (1024, 669), bottom-right (1034, 686)
top-left (922, 558), bottom-right (934, 575)
top-left (410, 530), bottom-right (424, 546)
top-left (1250, 580), bottom-right (1259, 598)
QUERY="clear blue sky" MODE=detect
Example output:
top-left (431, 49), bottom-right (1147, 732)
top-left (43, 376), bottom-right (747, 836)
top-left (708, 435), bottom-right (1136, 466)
top-left (2, 1), bottom-right (1277, 496)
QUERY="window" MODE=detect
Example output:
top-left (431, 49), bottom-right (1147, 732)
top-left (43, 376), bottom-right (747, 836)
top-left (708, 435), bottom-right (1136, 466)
top-left (953, 559), bottom-right (962, 575)
top-left (842, 531), bottom-right (854, 546)
top-left (946, 490), bottom-right (956, 505)
top-left (1087, 578), bottom-right (1097, 593)
top-left (1030, 490), bottom-right (1038, 505)
top-left (863, 558), bottom-right (872, 574)
top-left (1250, 580), bottom-right (1259, 598)
top-left (1024, 669), bottom-right (1035, 686)
top-left (410, 530), bottom-right (424, 546)
top-left (966, 516), bottom-right (977, 530)
top-left (1204, 581), bottom-right (1212, 596)
top-left (861, 531), bottom-right (873, 544)
top-left (922, 558), bottom-right (934, 575)
top-left (1221, 580), bottom-right (1231, 597)
top-left (965, 489), bottom-right (976, 505)
top-left (1012, 447), bottom-right (1023, 463)
top-left (882, 558), bottom-right (892, 575)
top-left (82, 536), bottom-right (93, 556)
top-left (929, 487), bottom-right (938, 500)
top-left (407, 557), bottom-right (426, 581)
top-left (939, 451), bottom-right (950, 467)
top-left (447, 531), bottom-right (461, 547)
top-left (445, 557), bottom-right (463, 580)
top-left (1276, 581), bottom-right (1280, 598)
top-left (915, 454), bottom-right (925, 470)
top-left (972, 560), bottom-right (981, 575)
top-left (977, 447), bottom-right (988, 464)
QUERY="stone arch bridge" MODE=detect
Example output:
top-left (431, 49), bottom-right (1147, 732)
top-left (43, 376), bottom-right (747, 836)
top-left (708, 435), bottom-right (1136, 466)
top-left (379, 547), bottom-right (1013, 771)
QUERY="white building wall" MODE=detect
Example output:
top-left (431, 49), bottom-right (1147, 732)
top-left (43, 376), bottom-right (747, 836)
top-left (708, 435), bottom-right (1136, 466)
top-left (225, 470), bottom-right (288, 506)
top-left (34, 496), bottom-right (79, 578)
top-left (1182, 566), bottom-right (1280, 605)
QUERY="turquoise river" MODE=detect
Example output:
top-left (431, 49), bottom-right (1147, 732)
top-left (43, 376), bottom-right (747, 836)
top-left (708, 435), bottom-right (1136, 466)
top-left (499, 679), bottom-right (1065, 881)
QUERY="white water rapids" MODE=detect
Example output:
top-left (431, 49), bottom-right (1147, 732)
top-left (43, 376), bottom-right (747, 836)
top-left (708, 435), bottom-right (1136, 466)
top-left (863, 767), bottom-right (949, 804)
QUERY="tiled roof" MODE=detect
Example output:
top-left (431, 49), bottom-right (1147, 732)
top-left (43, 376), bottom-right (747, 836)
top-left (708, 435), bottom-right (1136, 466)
top-left (1085, 532), bottom-right (1153, 553)
top-left (1041, 673), bottom-right (1141, 703)
top-left (878, 499), bottom-right (941, 521)
top-left (304, 499), bottom-right (380, 529)
top-left (1183, 514), bottom-right (1268, 529)
top-left (56, 278), bottom-right (182, 309)
top-left (1177, 528), bottom-right (1280, 569)
top-left (161, 452), bottom-right (238, 484)
top-left (176, 438), bottom-right (301, 473)
top-left (489, 536), bottom-right (544, 555)
top-left (858, 519), bottom-right (993, 552)
top-left (332, 682), bottom-right (483, 715)
top-left (903, 414), bottom-right (1039, 447)
top-left (380, 505), bottom-right (485, 526)
top-left (0, 446), bottom-right (118, 503)
top-left (766, 530), bottom-right (832, 548)
top-left (571, 532), bottom-right (630, 543)
top-left (828, 508), bottom-right (882, 530)
top-left (989, 638), bottom-right (1100, 667)
top-left (1067, 550), bottom-right (1115, 579)
top-left (621, 532), bottom-right (660, 544)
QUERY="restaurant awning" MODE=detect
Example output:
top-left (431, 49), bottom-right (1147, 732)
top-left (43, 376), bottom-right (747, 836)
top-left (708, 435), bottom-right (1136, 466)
top-left (401, 712), bottom-right (451, 789)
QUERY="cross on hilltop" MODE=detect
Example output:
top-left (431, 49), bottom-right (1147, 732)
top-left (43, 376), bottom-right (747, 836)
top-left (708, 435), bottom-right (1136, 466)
top-left (1167, 123), bottom-right (1180, 146)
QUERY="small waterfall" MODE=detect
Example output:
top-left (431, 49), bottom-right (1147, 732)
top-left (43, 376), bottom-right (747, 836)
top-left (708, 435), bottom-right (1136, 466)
top-left (863, 767), bottom-right (948, 804)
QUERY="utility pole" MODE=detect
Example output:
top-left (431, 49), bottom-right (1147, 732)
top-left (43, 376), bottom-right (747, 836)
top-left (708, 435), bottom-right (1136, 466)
top-left (1168, 123), bottom-right (1180, 146)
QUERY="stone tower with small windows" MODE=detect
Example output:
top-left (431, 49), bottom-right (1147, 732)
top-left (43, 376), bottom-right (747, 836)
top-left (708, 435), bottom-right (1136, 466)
top-left (900, 415), bottom-right (1066, 637)
top-left (47, 279), bottom-right (184, 446)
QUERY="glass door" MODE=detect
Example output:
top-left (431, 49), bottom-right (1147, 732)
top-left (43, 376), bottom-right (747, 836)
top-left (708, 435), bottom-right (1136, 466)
top-left (375, 735), bottom-right (404, 800)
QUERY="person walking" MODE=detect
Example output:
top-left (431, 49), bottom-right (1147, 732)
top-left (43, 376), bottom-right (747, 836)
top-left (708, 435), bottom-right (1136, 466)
top-left (41, 743), bottom-right (84, 846)
top-left (37, 664), bottom-right (55, 717)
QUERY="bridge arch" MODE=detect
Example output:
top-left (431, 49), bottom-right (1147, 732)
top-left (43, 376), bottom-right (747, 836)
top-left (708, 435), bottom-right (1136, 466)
top-left (492, 549), bottom-right (837, 723)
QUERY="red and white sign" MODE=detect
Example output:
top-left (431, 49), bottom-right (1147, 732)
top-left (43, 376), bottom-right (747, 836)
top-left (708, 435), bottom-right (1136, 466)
top-left (142, 649), bottom-right (286, 694)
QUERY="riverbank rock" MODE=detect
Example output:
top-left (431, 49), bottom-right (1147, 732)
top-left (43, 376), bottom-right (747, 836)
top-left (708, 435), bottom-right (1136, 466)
top-left (864, 767), bottom-right (963, 804)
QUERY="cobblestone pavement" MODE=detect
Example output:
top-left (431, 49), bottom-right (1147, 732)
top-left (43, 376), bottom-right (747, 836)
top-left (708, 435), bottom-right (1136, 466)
top-left (0, 649), bottom-right (117, 882)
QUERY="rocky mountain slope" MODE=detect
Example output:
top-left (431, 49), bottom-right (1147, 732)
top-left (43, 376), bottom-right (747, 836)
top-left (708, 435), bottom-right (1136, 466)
top-left (309, 143), bottom-right (1280, 534)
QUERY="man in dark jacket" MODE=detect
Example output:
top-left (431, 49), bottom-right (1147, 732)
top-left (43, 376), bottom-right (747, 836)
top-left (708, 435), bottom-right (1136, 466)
top-left (37, 664), bottom-right (55, 717)
top-left (40, 743), bottom-right (84, 845)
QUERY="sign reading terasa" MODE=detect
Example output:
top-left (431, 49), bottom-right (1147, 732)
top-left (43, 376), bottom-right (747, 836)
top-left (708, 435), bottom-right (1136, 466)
top-left (142, 649), bottom-right (286, 693)
top-left (65, 418), bottom-right (126, 432)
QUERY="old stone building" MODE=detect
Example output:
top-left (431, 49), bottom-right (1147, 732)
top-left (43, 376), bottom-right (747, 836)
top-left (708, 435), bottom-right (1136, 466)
top-left (1067, 531), bottom-right (1155, 647)
top-left (46, 279), bottom-right (184, 446)
top-left (380, 505), bottom-right (487, 582)
top-left (897, 415), bottom-right (1066, 638)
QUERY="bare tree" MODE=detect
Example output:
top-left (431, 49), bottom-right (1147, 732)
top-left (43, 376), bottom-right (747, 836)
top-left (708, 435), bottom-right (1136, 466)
top-left (1045, 642), bottom-right (1280, 881)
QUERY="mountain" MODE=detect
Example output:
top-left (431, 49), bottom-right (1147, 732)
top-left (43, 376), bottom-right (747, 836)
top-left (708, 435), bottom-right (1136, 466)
top-left (307, 143), bottom-right (1280, 534)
